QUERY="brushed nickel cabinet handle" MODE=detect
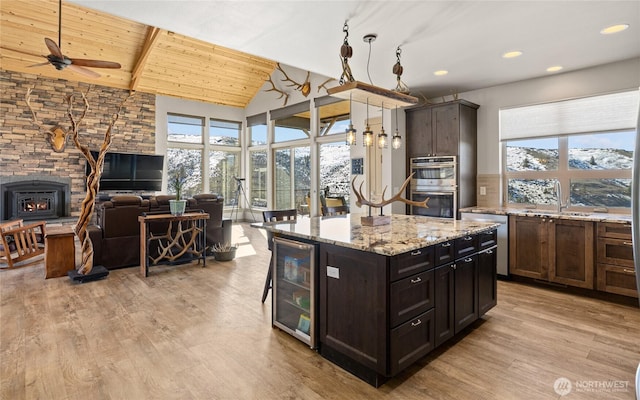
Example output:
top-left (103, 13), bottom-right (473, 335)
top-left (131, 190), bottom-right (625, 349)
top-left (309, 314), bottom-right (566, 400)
top-left (441, 242), bottom-right (451, 247)
top-left (411, 319), bottom-right (422, 327)
top-left (464, 236), bottom-right (473, 241)
top-left (464, 258), bottom-right (473, 263)
top-left (411, 277), bottom-right (422, 284)
top-left (411, 250), bottom-right (422, 256)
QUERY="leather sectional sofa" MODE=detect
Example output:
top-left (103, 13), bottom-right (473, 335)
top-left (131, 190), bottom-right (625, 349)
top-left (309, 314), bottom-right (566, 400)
top-left (88, 194), bottom-right (231, 270)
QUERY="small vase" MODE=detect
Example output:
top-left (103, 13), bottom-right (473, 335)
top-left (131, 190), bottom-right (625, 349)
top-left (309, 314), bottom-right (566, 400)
top-left (169, 199), bottom-right (187, 216)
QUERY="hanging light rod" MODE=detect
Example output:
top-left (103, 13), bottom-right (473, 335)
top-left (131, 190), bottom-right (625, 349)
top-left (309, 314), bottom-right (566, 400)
top-left (328, 81), bottom-right (418, 109)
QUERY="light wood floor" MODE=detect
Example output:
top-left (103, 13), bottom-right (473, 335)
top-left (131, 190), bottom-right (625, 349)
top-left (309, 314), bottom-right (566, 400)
top-left (1, 222), bottom-right (639, 400)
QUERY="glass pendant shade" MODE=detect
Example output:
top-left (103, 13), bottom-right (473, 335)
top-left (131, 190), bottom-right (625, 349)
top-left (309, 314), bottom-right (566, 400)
top-left (346, 123), bottom-right (357, 145)
top-left (363, 126), bottom-right (373, 147)
top-left (392, 130), bottom-right (402, 149)
top-left (378, 127), bottom-right (388, 149)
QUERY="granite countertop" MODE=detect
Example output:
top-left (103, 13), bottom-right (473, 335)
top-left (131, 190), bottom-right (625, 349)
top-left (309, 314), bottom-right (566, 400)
top-left (459, 206), bottom-right (632, 224)
top-left (253, 213), bottom-right (499, 257)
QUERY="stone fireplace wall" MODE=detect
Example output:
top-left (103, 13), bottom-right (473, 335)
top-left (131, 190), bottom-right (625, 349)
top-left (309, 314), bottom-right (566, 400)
top-left (0, 70), bottom-right (156, 220)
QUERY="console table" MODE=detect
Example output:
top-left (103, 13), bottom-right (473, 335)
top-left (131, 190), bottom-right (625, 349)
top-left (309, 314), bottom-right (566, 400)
top-left (138, 212), bottom-right (209, 277)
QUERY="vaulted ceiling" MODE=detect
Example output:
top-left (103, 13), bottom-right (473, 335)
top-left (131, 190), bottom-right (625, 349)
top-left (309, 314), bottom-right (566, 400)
top-left (2, 1), bottom-right (639, 110)
top-left (0, 0), bottom-right (277, 108)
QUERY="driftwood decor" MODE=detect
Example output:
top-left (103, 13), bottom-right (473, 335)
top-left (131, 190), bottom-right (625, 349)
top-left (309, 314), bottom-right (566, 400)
top-left (25, 87), bottom-right (131, 275)
top-left (351, 174), bottom-right (429, 226)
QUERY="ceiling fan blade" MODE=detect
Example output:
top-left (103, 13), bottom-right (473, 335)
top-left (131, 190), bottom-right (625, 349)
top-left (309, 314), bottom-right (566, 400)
top-left (70, 58), bottom-right (121, 69)
top-left (44, 38), bottom-right (63, 58)
top-left (68, 64), bottom-right (101, 78)
top-left (27, 61), bottom-right (51, 68)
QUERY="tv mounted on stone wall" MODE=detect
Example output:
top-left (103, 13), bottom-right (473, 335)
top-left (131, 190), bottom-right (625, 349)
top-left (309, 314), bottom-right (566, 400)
top-left (86, 151), bottom-right (164, 192)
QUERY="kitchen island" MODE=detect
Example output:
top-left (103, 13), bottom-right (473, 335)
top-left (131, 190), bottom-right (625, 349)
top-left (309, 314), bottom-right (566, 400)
top-left (257, 213), bottom-right (500, 387)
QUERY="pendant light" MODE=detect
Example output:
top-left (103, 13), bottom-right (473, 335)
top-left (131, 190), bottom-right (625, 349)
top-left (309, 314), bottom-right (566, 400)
top-left (377, 101), bottom-right (388, 149)
top-left (363, 98), bottom-right (373, 147)
top-left (345, 93), bottom-right (357, 146)
top-left (392, 105), bottom-right (402, 150)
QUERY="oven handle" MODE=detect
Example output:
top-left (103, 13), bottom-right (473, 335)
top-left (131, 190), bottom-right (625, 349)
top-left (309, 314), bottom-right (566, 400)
top-left (411, 191), bottom-right (456, 196)
top-left (411, 163), bottom-right (456, 169)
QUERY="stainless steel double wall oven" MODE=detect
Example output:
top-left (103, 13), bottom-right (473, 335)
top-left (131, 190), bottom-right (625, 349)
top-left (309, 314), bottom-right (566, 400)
top-left (409, 156), bottom-right (457, 218)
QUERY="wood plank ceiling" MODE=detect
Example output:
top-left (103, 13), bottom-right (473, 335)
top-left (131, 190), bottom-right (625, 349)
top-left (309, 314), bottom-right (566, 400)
top-left (0, 0), bottom-right (277, 108)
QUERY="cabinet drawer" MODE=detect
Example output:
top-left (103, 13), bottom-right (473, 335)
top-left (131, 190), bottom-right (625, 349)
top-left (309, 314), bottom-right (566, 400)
top-left (478, 229), bottom-right (497, 250)
top-left (596, 263), bottom-right (638, 298)
top-left (597, 237), bottom-right (634, 268)
top-left (389, 309), bottom-right (434, 376)
top-left (434, 241), bottom-right (454, 266)
top-left (390, 270), bottom-right (434, 327)
top-left (597, 222), bottom-right (631, 240)
top-left (454, 234), bottom-right (478, 259)
top-left (390, 246), bottom-right (434, 281)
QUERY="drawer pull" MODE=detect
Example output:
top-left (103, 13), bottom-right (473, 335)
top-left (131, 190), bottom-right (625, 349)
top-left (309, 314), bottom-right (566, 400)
top-left (623, 268), bottom-right (636, 275)
top-left (441, 242), bottom-right (451, 248)
top-left (464, 236), bottom-right (473, 241)
top-left (411, 277), bottom-right (422, 284)
top-left (411, 250), bottom-right (422, 256)
top-left (411, 319), bottom-right (422, 327)
top-left (464, 258), bottom-right (473, 263)
top-left (623, 241), bottom-right (633, 246)
top-left (484, 249), bottom-right (493, 254)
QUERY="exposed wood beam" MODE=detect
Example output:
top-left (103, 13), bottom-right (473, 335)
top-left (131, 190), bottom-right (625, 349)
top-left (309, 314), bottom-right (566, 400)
top-left (130, 26), bottom-right (163, 92)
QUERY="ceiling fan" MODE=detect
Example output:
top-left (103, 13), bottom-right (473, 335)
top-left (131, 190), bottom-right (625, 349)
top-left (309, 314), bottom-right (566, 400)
top-left (28, 0), bottom-right (121, 78)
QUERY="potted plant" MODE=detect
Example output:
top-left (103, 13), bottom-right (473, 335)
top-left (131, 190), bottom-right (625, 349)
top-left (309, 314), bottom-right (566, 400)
top-left (169, 165), bottom-right (188, 215)
top-left (211, 242), bottom-right (238, 261)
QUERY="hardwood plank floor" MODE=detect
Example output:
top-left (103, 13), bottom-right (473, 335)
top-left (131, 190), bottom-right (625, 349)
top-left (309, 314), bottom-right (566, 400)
top-left (1, 222), bottom-right (639, 399)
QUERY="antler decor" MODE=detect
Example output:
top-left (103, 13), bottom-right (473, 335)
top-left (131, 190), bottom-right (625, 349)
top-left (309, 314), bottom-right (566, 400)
top-left (352, 174), bottom-right (429, 226)
top-left (264, 74), bottom-right (290, 106)
top-left (276, 63), bottom-right (311, 97)
top-left (25, 88), bottom-right (70, 152)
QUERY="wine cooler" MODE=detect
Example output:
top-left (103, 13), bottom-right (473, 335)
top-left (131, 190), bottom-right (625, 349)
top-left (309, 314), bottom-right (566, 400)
top-left (272, 236), bottom-right (316, 348)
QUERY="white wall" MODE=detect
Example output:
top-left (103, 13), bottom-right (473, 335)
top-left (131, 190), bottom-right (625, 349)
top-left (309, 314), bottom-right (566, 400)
top-left (458, 57), bottom-right (640, 175)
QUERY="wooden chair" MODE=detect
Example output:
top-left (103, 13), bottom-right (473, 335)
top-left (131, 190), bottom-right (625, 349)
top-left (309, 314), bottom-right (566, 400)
top-left (261, 209), bottom-right (297, 303)
top-left (322, 205), bottom-right (349, 216)
top-left (0, 219), bottom-right (46, 269)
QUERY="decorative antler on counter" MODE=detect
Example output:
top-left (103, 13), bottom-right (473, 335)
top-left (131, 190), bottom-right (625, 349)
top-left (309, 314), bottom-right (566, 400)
top-left (351, 174), bottom-right (429, 226)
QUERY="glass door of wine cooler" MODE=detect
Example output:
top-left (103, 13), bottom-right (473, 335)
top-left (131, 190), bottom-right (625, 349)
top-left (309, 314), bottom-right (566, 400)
top-left (272, 237), bottom-right (316, 348)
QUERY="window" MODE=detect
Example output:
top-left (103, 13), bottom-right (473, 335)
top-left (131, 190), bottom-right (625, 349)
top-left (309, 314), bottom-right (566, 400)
top-left (249, 150), bottom-right (267, 208)
top-left (167, 148), bottom-right (202, 197)
top-left (319, 142), bottom-right (351, 202)
top-left (503, 131), bottom-right (634, 209)
top-left (210, 119), bottom-right (240, 146)
top-left (167, 113), bottom-right (241, 201)
top-left (501, 91), bottom-right (637, 212)
top-left (250, 124), bottom-right (267, 146)
top-left (168, 114), bottom-right (203, 143)
top-left (273, 146), bottom-right (310, 210)
top-left (209, 151), bottom-right (239, 206)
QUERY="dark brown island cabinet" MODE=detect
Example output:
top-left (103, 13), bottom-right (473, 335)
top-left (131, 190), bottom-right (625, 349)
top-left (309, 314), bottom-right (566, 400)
top-left (316, 229), bottom-right (497, 386)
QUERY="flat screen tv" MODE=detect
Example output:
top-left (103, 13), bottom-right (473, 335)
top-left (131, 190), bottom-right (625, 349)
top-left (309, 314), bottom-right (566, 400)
top-left (86, 151), bottom-right (164, 192)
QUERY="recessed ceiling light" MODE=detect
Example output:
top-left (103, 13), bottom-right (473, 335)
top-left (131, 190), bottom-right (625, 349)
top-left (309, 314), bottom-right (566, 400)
top-left (546, 66), bottom-right (563, 72)
top-left (502, 51), bottom-right (523, 59)
top-left (434, 70), bottom-right (448, 76)
top-left (600, 24), bottom-right (629, 34)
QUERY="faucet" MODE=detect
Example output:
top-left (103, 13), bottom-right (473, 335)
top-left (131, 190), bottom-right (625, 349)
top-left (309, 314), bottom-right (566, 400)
top-left (554, 181), bottom-right (568, 212)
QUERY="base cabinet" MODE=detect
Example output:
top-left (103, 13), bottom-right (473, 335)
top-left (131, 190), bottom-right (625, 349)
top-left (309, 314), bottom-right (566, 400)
top-left (596, 222), bottom-right (637, 298)
top-left (313, 230), bottom-right (496, 386)
top-left (509, 216), bottom-right (594, 289)
top-left (478, 246), bottom-right (498, 316)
